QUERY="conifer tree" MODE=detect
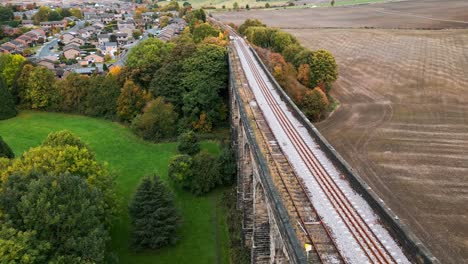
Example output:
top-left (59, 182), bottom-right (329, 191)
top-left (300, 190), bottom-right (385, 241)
top-left (129, 176), bottom-right (181, 251)
top-left (0, 136), bottom-right (14, 159)
top-left (0, 77), bottom-right (16, 120)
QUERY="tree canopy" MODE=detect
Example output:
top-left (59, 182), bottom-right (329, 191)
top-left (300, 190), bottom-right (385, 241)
top-left (0, 77), bottom-right (16, 120)
top-left (0, 136), bottom-right (14, 159)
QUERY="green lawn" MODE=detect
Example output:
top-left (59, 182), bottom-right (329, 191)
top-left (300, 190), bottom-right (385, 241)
top-left (0, 111), bottom-right (230, 264)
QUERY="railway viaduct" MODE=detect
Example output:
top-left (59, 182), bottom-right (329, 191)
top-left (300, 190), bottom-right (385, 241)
top-left (228, 37), bottom-right (438, 264)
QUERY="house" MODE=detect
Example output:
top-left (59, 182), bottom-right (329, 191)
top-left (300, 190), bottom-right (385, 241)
top-left (37, 58), bottom-right (56, 70)
top-left (73, 67), bottom-right (100, 76)
top-left (100, 13), bottom-right (114, 24)
top-left (102, 42), bottom-right (117, 57)
top-left (93, 22), bottom-right (105, 30)
top-left (69, 37), bottom-right (86, 46)
top-left (115, 32), bottom-right (128, 45)
top-left (85, 53), bottom-right (104, 63)
top-left (40, 21), bottom-right (67, 31)
top-left (134, 19), bottom-right (145, 28)
top-left (62, 32), bottom-right (78, 44)
top-left (22, 20), bottom-right (34, 27)
top-left (0, 44), bottom-right (15, 54)
top-left (84, 12), bottom-right (98, 20)
top-left (63, 46), bottom-right (81, 60)
top-left (97, 34), bottom-right (109, 45)
top-left (114, 13), bottom-right (123, 20)
top-left (117, 20), bottom-right (135, 35)
top-left (142, 12), bottom-right (155, 23)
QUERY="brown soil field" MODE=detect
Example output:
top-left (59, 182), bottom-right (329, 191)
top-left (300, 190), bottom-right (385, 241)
top-left (215, 1), bottom-right (468, 263)
top-left (214, 0), bottom-right (468, 29)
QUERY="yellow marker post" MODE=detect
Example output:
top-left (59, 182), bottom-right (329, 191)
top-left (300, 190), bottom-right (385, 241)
top-left (305, 243), bottom-right (312, 260)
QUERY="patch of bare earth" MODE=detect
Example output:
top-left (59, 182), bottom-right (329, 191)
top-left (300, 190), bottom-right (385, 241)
top-left (215, 1), bottom-right (468, 263)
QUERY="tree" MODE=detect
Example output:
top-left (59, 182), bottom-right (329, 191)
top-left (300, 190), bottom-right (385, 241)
top-left (189, 151), bottom-right (219, 195)
top-left (265, 3), bottom-right (270, 8)
top-left (116, 80), bottom-right (152, 122)
top-left (282, 44), bottom-right (305, 65)
top-left (309, 49), bottom-right (338, 89)
top-left (331, 0), bottom-right (335, 7)
top-left (0, 173), bottom-right (109, 263)
top-left (238, 18), bottom-right (265, 36)
top-left (297, 64), bottom-right (311, 87)
top-left (131, 97), bottom-right (178, 142)
top-left (182, 44), bottom-right (228, 131)
top-left (48, 10), bottom-right (62, 21)
top-left (0, 226), bottom-right (49, 263)
top-left (150, 37), bottom-right (196, 112)
top-left (83, 75), bottom-right (120, 118)
top-left (132, 29), bottom-right (142, 40)
top-left (168, 154), bottom-right (192, 188)
top-left (129, 176), bottom-right (181, 251)
top-left (33, 6), bottom-right (51, 24)
top-left (0, 77), bottom-right (16, 120)
top-left (0, 54), bottom-right (26, 91)
top-left (217, 145), bottom-right (236, 185)
top-left (2, 145), bottom-right (116, 225)
top-left (42, 130), bottom-right (88, 150)
top-left (246, 4), bottom-right (250, 10)
top-left (192, 23), bottom-right (220, 43)
top-left (233, 2), bottom-right (239, 10)
top-left (177, 131), bottom-right (200, 156)
top-left (271, 31), bottom-right (297, 53)
top-left (55, 73), bottom-right (89, 113)
top-left (299, 87), bottom-right (329, 121)
top-left (126, 38), bottom-right (174, 87)
top-left (0, 6), bottom-right (14, 22)
top-left (19, 65), bottom-right (58, 110)
top-left (0, 136), bottom-right (14, 159)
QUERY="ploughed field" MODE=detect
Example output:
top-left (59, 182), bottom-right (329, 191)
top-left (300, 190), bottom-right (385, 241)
top-left (216, 1), bottom-right (468, 263)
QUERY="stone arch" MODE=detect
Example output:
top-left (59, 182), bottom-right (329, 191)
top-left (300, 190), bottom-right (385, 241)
top-left (252, 181), bottom-right (271, 263)
top-left (242, 141), bottom-right (254, 247)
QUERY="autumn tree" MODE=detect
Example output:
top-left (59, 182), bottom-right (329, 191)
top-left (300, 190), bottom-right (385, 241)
top-left (0, 54), bottom-right (26, 92)
top-left (192, 23), bottom-right (220, 43)
top-left (0, 6), bottom-right (14, 21)
top-left (18, 65), bottom-right (58, 110)
top-left (42, 130), bottom-right (89, 150)
top-left (129, 176), bottom-right (180, 251)
top-left (131, 97), bottom-right (178, 142)
top-left (297, 64), bottom-right (311, 87)
top-left (271, 31), bottom-right (297, 53)
top-left (55, 73), bottom-right (90, 113)
top-left (309, 49), bottom-right (338, 90)
top-left (0, 136), bottom-right (14, 159)
top-left (299, 87), bottom-right (329, 121)
top-left (282, 44), bottom-right (305, 65)
top-left (116, 80), bottom-right (152, 122)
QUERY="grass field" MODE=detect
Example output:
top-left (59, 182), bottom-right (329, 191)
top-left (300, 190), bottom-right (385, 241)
top-left (0, 111), bottom-right (230, 264)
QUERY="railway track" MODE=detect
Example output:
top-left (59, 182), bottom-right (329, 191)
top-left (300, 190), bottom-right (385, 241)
top-left (230, 47), bottom-right (345, 264)
top-left (233, 33), bottom-right (401, 264)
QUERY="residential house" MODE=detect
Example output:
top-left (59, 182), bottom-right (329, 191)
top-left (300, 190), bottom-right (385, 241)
top-left (100, 13), bottom-right (114, 24)
top-left (142, 12), bottom-right (155, 23)
top-left (102, 42), bottom-right (117, 57)
top-left (115, 32), bottom-right (128, 45)
top-left (84, 12), bottom-right (98, 20)
top-left (37, 58), bottom-right (56, 70)
top-left (41, 20), bottom-right (67, 31)
top-left (0, 45), bottom-right (15, 54)
top-left (85, 53), bottom-right (104, 64)
top-left (93, 22), bottom-right (105, 31)
top-left (62, 32), bottom-right (78, 44)
top-left (22, 20), bottom-right (34, 27)
top-left (69, 37), bottom-right (86, 46)
top-left (98, 34), bottom-right (110, 46)
top-left (117, 20), bottom-right (135, 35)
top-left (63, 45), bottom-right (81, 60)
top-left (134, 19), bottom-right (145, 28)
top-left (74, 67), bottom-right (100, 76)
top-left (114, 13), bottom-right (123, 20)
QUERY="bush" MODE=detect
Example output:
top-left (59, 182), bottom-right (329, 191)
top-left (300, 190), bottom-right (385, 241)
top-left (129, 176), bottom-right (181, 251)
top-left (0, 77), bottom-right (16, 120)
top-left (177, 131), bottom-right (200, 156)
top-left (131, 97), bottom-right (178, 142)
top-left (168, 154), bottom-right (192, 189)
top-left (217, 145), bottom-right (236, 185)
top-left (238, 19), bottom-right (266, 35)
top-left (0, 136), bottom-right (14, 159)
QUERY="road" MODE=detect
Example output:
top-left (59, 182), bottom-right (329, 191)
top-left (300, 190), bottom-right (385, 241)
top-left (232, 34), bottom-right (411, 264)
top-left (35, 20), bottom-right (85, 59)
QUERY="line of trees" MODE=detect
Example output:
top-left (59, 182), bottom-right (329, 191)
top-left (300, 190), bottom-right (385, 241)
top-left (238, 19), bottom-right (338, 121)
top-left (0, 17), bottom-right (229, 142)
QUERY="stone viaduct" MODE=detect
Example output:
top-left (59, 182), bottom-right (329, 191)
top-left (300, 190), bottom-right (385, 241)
top-left (227, 42), bottom-right (438, 264)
